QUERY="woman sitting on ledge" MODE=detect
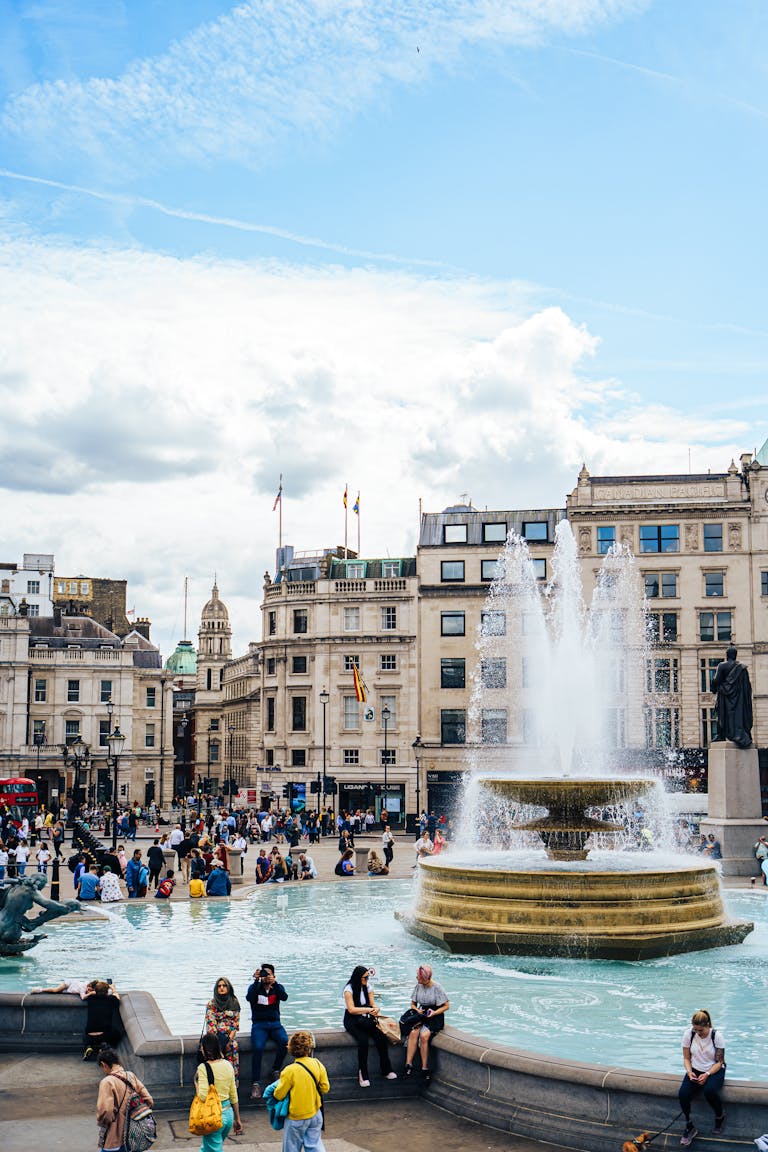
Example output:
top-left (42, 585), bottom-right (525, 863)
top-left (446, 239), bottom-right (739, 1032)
top-left (403, 965), bottom-right (449, 1083)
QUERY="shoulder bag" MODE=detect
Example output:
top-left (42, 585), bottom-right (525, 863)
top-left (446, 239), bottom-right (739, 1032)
top-left (376, 1015), bottom-right (402, 1045)
top-left (115, 1072), bottom-right (157, 1151)
top-left (189, 1062), bottom-right (223, 1136)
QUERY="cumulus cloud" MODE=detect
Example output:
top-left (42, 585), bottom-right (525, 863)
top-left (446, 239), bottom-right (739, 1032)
top-left (0, 234), bottom-right (747, 654)
top-left (1, 0), bottom-right (646, 174)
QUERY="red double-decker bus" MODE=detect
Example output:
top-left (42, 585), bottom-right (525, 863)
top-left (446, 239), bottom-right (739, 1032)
top-left (0, 777), bottom-right (39, 827)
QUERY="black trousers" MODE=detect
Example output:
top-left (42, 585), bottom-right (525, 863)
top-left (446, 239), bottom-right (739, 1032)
top-left (678, 1068), bottom-right (725, 1120)
top-left (343, 1012), bottom-right (392, 1078)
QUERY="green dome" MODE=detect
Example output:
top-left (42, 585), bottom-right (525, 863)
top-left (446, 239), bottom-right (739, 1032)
top-left (165, 639), bottom-right (197, 674)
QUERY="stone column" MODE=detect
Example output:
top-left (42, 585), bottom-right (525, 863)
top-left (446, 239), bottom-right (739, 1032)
top-left (227, 847), bottom-right (244, 884)
top-left (700, 743), bottom-right (766, 876)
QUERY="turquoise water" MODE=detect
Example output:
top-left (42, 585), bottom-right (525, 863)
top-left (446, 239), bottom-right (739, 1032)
top-left (1, 880), bottom-right (765, 1080)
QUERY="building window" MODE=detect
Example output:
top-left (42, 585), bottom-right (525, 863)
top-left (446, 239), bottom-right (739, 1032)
top-left (481, 611), bottom-right (506, 636)
top-left (293, 609), bottom-right (308, 634)
top-left (522, 521), bottom-right (548, 542)
top-left (597, 527), bottom-right (615, 555)
top-left (646, 657), bottom-right (679, 694)
top-left (380, 606), bottom-right (397, 631)
top-left (604, 707), bottom-right (625, 748)
top-left (444, 523), bottom-right (467, 544)
top-left (346, 562), bottom-right (365, 578)
top-left (0, 604), bottom-right (8, 616)
top-left (381, 561), bottom-right (401, 578)
top-left (27, 604), bottom-right (40, 617)
top-left (33, 719), bottom-right (46, 743)
top-left (210, 719), bottom-right (220, 731)
top-left (56, 580), bottom-right (66, 594)
top-left (80, 581), bottom-right (90, 595)
top-left (344, 606), bottom-right (360, 631)
top-left (703, 523), bottom-right (723, 552)
top-left (343, 696), bottom-right (360, 730)
top-left (530, 558), bottom-right (546, 580)
top-left (343, 654), bottom-right (359, 672)
top-left (441, 560), bottom-right (465, 582)
top-left (343, 749), bottom-right (360, 765)
top-left (440, 658), bottom-right (465, 689)
top-left (292, 696), bottom-right (307, 731)
top-left (699, 611), bottom-right (731, 642)
top-left (68, 580), bottom-right (78, 594)
top-left (67, 679), bottom-right (80, 703)
top-left (268, 611), bottom-right (277, 636)
top-left (265, 749), bottom-right (274, 767)
top-left (27, 579), bottom-right (40, 594)
top-left (97, 720), bottom-right (109, 747)
top-left (481, 658), bottom-right (507, 689)
top-left (210, 742), bottom-right (220, 763)
top-left (145, 723), bottom-right (155, 748)
top-left (34, 678), bottom-right (46, 703)
top-left (266, 657), bottom-right (276, 675)
top-left (481, 708), bottom-right (507, 743)
top-left (291, 749), bottom-right (306, 767)
top-left (441, 709), bottom-right (466, 745)
top-left (380, 654), bottom-right (397, 671)
top-left (646, 612), bottom-right (678, 643)
top-left (700, 657), bottom-right (720, 693)
top-left (481, 559), bottom-right (500, 581)
top-left (441, 611), bottom-right (465, 636)
top-left (639, 525), bottom-right (679, 553)
top-left (645, 572), bottom-right (678, 598)
top-left (145, 686), bottom-right (156, 707)
top-left (266, 697), bottom-right (275, 732)
top-left (380, 748), bottom-right (396, 766)
top-left (762, 572), bottom-right (768, 597)
top-left (381, 695), bottom-right (397, 729)
top-left (483, 522), bottom-right (507, 543)
top-left (65, 719), bottom-right (81, 743)
top-left (292, 656), bottom-right (308, 674)
top-left (645, 706), bottom-right (680, 748)
top-left (704, 572), bottom-right (724, 597)
top-left (701, 707), bottom-right (719, 746)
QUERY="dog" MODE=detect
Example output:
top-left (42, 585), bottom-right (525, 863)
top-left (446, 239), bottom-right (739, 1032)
top-left (621, 1134), bottom-right (652, 1152)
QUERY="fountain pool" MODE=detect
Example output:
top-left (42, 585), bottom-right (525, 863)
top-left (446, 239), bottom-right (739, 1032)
top-left (0, 879), bottom-right (765, 1078)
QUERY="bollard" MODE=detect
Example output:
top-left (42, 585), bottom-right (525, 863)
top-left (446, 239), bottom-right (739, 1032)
top-left (51, 857), bottom-right (60, 901)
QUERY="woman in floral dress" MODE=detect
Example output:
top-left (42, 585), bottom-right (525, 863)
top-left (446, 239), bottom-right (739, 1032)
top-left (204, 977), bottom-right (241, 1076)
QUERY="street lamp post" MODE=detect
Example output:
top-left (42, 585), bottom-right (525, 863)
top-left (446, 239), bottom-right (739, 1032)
top-left (179, 712), bottom-right (189, 800)
top-left (412, 735), bottom-right (422, 826)
top-left (319, 687), bottom-right (329, 808)
top-left (63, 737), bottom-right (90, 826)
top-left (228, 723), bottom-right (236, 796)
top-left (107, 714), bottom-right (127, 852)
top-left (206, 724), bottom-right (217, 820)
top-left (382, 704), bottom-right (391, 817)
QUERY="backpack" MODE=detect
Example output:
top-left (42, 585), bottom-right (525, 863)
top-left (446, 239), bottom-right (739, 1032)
top-left (115, 1072), bottom-right (157, 1151)
top-left (188, 1062), bottom-right (223, 1135)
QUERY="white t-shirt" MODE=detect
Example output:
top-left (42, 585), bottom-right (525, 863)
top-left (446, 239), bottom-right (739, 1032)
top-left (15, 845), bottom-right (29, 863)
top-left (169, 829), bottom-right (183, 848)
top-left (0, 849), bottom-right (8, 867)
top-left (683, 1026), bottom-right (725, 1073)
top-left (343, 982), bottom-right (374, 1008)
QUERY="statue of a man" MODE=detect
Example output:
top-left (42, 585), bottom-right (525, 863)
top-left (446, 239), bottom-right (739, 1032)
top-left (0, 873), bottom-right (81, 955)
top-left (711, 645), bottom-right (753, 749)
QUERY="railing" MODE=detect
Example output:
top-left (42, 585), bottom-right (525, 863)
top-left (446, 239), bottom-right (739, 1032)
top-left (333, 580), bottom-right (367, 593)
top-left (373, 578), bottom-right (408, 592)
top-left (286, 582), bottom-right (316, 595)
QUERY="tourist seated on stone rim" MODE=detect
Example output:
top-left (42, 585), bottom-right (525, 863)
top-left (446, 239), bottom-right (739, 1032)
top-left (82, 981), bottom-right (123, 1061)
top-left (402, 965), bottom-right (450, 1083)
top-left (678, 1008), bottom-right (726, 1146)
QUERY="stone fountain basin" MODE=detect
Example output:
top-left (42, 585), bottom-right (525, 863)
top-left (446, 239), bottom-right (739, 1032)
top-left (478, 776), bottom-right (654, 811)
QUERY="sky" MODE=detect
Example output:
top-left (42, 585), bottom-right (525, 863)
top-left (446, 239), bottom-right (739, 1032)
top-left (0, 0), bottom-right (766, 657)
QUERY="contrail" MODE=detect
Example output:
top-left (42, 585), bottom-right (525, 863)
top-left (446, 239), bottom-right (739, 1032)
top-left (0, 167), bottom-right (450, 269)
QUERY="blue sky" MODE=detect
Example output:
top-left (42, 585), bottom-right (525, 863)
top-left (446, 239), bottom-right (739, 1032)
top-left (0, 0), bottom-right (766, 653)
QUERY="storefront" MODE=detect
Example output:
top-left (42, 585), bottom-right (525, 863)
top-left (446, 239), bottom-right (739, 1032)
top-left (337, 781), bottom-right (405, 827)
top-left (426, 770), bottom-right (465, 824)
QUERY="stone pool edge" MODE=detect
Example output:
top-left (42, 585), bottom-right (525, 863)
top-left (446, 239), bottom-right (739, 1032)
top-left (2, 990), bottom-right (766, 1149)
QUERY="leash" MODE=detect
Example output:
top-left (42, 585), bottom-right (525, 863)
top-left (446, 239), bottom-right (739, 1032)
top-left (629, 1110), bottom-right (685, 1148)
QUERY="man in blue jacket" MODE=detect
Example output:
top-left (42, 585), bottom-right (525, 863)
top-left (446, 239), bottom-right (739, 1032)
top-left (205, 862), bottom-right (231, 897)
top-left (246, 963), bottom-right (288, 1099)
top-left (124, 849), bottom-right (145, 898)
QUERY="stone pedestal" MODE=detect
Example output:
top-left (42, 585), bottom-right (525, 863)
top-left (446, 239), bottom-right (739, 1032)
top-left (227, 847), bottom-right (244, 884)
top-left (701, 743), bottom-right (765, 876)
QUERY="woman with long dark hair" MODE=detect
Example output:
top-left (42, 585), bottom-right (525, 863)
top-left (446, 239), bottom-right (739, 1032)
top-left (342, 965), bottom-right (396, 1088)
top-left (203, 977), bottom-right (241, 1076)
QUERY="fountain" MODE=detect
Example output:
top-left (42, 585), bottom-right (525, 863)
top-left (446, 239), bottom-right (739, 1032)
top-left (402, 523), bottom-right (752, 960)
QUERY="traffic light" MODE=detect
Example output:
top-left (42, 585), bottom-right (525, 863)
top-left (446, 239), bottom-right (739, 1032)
top-left (120, 784), bottom-right (128, 797)
top-left (282, 784), bottom-right (291, 799)
top-left (323, 776), bottom-right (337, 794)
top-left (310, 780), bottom-right (320, 794)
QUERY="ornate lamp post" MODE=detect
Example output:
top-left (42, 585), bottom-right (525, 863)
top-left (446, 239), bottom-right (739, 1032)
top-left (382, 704), bottom-right (391, 815)
top-left (228, 723), bottom-right (236, 795)
top-left (412, 734), bottom-right (422, 826)
top-left (107, 717), bottom-right (127, 852)
top-left (319, 687), bottom-right (329, 807)
top-left (63, 736), bottom-right (90, 826)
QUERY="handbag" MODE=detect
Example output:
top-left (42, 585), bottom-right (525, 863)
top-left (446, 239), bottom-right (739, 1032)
top-left (189, 1062), bottom-right (223, 1136)
top-left (115, 1073), bottom-right (157, 1152)
top-left (263, 1082), bottom-right (290, 1131)
top-left (399, 1008), bottom-right (422, 1038)
top-left (376, 1015), bottom-right (402, 1045)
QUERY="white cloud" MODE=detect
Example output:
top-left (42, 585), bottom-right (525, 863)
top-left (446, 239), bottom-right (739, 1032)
top-left (1, 0), bottom-right (647, 173)
top-left (0, 234), bottom-right (747, 655)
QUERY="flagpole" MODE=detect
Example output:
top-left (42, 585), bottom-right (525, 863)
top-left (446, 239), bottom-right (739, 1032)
top-left (344, 484), bottom-right (348, 558)
top-left (279, 473), bottom-right (283, 551)
top-left (357, 492), bottom-right (361, 557)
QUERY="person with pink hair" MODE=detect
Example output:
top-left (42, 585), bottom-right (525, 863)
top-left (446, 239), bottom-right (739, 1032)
top-left (402, 965), bottom-right (450, 1082)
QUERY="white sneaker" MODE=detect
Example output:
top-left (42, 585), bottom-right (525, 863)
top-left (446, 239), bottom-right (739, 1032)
top-left (385, 1072), bottom-right (398, 1079)
top-left (358, 1073), bottom-right (371, 1087)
